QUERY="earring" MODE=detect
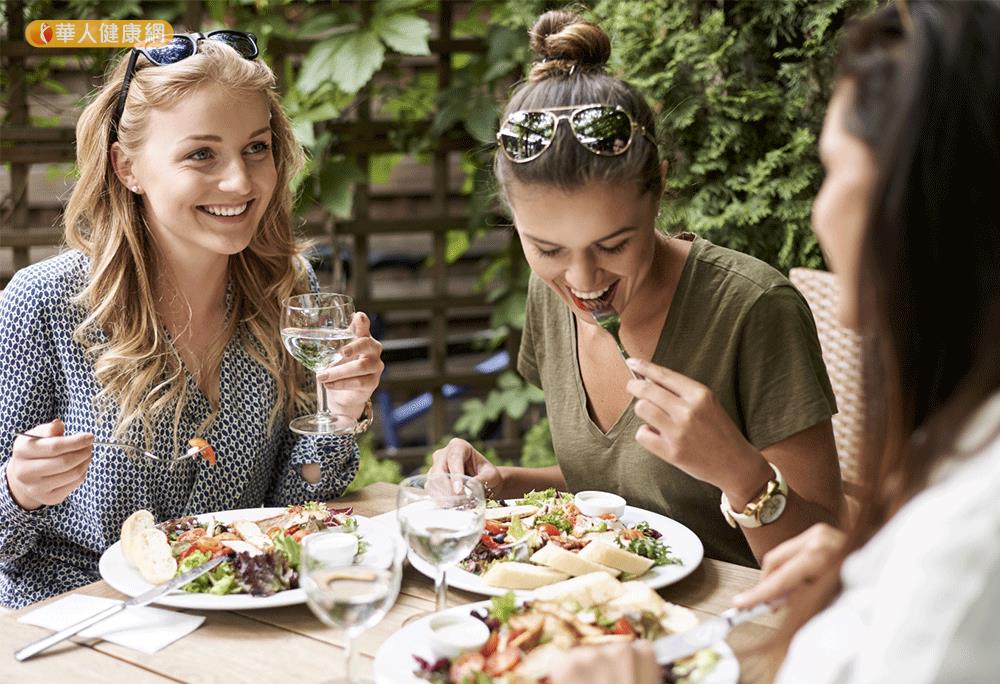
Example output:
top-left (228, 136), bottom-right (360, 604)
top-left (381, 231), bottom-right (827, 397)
top-left (131, 185), bottom-right (140, 194)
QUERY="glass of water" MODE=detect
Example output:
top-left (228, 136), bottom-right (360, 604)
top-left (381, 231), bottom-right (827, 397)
top-left (281, 292), bottom-right (356, 435)
top-left (397, 473), bottom-right (486, 613)
top-left (300, 530), bottom-right (402, 684)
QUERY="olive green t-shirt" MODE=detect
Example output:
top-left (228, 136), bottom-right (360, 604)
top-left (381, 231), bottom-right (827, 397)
top-left (517, 236), bottom-right (837, 567)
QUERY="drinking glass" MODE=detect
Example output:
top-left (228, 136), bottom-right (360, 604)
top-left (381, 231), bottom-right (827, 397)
top-left (281, 292), bottom-right (356, 435)
top-left (300, 530), bottom-right (403, 684)
top-left (397, 473), bottom-right (486, 613)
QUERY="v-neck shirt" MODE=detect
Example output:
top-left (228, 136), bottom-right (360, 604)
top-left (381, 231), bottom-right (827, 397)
top-left (518, 235), bottom-right (837, 566)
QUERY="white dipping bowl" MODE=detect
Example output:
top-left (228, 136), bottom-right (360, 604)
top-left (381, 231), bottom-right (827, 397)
top-left (303, 531), bottom-right (358, 567)
top-left (574, 490), bottom-right (627, 518)
top-left (428, 614), bottom-right (491, 659)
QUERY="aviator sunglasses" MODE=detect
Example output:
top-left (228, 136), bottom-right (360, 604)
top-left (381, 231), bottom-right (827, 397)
top-left (496, 104), bottom-right (657, 163)
top-left (109, 30), bottom-right (259, 143)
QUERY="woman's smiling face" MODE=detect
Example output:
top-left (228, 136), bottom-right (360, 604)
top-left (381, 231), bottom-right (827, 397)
top-left (508, 181), bottom-right (660, 326)
top-left (113, 85), bottom-right (277, 262)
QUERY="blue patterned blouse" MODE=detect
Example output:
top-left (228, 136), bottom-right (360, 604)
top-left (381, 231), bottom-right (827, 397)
top-left (0, 251), bottom-right (359, 608)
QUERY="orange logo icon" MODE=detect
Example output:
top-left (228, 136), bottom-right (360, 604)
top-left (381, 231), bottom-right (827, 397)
top-left (26, 21), bottom-right (54, 46)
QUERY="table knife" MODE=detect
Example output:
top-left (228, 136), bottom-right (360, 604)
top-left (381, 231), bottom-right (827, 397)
top-left (653, 602), bottom-right (774, 665)
top-left (15, 553), bottom-right (228, 662)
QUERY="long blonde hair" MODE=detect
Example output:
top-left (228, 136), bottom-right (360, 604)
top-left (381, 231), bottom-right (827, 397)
top-left (64, 40), bottom-right (311, 453)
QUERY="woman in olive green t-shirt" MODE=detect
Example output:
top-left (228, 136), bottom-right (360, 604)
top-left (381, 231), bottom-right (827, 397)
top-left (430, 10), bottom-right (844, 566)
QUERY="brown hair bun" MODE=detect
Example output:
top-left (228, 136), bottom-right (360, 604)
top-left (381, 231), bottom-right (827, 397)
top-left (528, 10), bottom-right (611, 81)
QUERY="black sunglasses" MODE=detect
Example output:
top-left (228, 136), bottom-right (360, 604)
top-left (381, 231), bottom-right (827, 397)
top-left (496, 104), bottom-right (656, 163)
top-left (109, 30), bottom-right (259, 144)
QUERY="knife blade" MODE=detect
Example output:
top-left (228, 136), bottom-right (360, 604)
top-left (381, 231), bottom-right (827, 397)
top-left (14, 553), bottom-right (230, 662)
top-left (653, 602), bottom-right (774, 665)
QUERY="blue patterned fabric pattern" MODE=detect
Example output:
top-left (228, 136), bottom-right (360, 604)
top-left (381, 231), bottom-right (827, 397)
top-left (0, 251), bottom-right (359, 608)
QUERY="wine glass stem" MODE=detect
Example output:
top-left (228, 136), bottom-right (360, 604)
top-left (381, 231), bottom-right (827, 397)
top-left (316, 372), bottom-right (331, 420)
top-left (434, 566), bottom-right (447, 612)
top-left (343, 633), bottom-right (356, 683)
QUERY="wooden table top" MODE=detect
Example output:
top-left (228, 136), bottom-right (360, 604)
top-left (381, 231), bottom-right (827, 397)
top-left (0, 482), bottom-right (779, 683)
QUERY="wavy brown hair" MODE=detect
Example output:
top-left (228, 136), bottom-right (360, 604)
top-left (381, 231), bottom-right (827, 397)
top-left (772, 0), bottom-right (1000, 667)
top-left (64, 40), bottom-right (312, 454)
top-left (493, 10), bottom-right (662, 206)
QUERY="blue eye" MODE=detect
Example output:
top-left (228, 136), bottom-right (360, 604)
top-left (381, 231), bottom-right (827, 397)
top-left (188, 148), bottom-right (212, 161)
top-left (246, 141), bottom-right (271, 155)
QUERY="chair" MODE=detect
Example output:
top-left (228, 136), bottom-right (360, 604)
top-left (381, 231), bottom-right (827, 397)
top-left (789, 268), bottom-right (865, 498)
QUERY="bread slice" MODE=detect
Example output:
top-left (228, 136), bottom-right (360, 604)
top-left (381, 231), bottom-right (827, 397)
top-left (529, 543), bottom-right (621, 578)
top-left (578, 541), bottom-right (655, 576)
top-left (482, 561), bottom-right (568, 589)
top-left (484, 505), bottom-right (538, 522)
top-left (120, 509), bottom-right (156, 568)
top-left (136, 528), bottom-right (178, 584)
top-left (532, 571), bottom-right (626, 608)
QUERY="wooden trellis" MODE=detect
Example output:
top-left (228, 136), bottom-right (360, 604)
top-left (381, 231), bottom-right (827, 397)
top-left (0, 1), bottom-right (524, 466)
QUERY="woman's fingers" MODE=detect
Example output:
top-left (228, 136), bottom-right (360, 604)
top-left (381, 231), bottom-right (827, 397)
top-left (318, 356), bottom-right (383, 384)
top-left (16, 431), bottom-right (93, 459)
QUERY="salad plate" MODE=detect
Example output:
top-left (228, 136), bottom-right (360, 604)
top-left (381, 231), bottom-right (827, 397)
top-left (372, 596), bottom-right (738, 684)
top-left (99, 505), bottom-right (395, 610)
top-left (408, 491), bottom-right (704, 599)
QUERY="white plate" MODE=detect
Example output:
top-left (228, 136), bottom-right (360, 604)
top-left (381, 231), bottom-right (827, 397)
top-left (372, 600), bottom-right (738, 684)
top-left (99, 507), bottom-right (394, 610)
top-left (408, 504), bottom-right (704, 599)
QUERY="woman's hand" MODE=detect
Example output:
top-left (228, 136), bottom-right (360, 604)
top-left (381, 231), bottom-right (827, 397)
top-left (6, 419), bottom-right (94, 511)
top-left (625, 358), bottom-right (772, 502)
top-left (550, 640), bottom-right (659, 684)
top-left (732, 523), bottom-right (846, 608)
top-left (428, 438), bottom-right (504, 498)
top-left (316, 312), bottom-right (384, 421)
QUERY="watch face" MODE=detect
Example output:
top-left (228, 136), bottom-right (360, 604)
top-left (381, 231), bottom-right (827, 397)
top-left (759, 494), bottom-right (787, 524)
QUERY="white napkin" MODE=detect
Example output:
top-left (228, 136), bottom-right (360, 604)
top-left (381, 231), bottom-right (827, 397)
top-left (18, 594), bottom-right (205, 654)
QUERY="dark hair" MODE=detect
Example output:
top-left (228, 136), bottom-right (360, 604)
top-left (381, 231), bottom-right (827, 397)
top-left (774, 0), bottom-right (1000, 663)
top-left (493, 10), bottom-right (662, 206)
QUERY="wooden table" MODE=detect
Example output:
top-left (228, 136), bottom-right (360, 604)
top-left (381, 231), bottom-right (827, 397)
top-left (0, 483), bottom-right (778, 683)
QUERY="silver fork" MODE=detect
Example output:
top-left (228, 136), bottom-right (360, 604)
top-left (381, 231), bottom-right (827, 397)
top-left (14, 431), bottom-right (209, 464)
top-left (587, 302), bottom-right (639, 380)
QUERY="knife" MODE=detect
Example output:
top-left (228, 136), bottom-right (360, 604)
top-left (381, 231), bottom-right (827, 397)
top-left (14, 553), bottom-right (230, 662)
top-left (653, 602), bottom-right (774, 665)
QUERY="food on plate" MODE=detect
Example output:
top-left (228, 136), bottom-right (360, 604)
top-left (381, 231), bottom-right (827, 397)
top-left (412, 572), bottom-right (720, 684)
top-left (187, 436), bottom-right (216, 466)
top-left (481, 562), bottom-right (569, 590)
top-left (529, 543), bottom-right (621, 578)
top-left (465, 489), bottom-right (680, 590)
top-left (118, 501), bottom-right (361, 596)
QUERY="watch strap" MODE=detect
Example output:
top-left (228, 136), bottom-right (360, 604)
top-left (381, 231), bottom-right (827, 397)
top-left (720, 463), bottom-right (787, 529)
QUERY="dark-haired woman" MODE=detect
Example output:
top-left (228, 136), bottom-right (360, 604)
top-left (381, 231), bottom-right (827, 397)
top-left (553, 1), bottom-right (1000, 682)
top-left (431, 10), bottom-right (844, 567)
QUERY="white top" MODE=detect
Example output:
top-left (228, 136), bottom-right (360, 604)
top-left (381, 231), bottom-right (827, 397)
top-left (777, 393), bottom-right (1000, 684)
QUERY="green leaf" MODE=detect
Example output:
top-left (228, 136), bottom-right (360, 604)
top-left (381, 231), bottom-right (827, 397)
top-left (297, 35), bottom-right (350, 95)
top-left (331, 31), bottom-right (386, 93)
top-left (373, 13), bottom-right (432, 56)
top-left (319, 158), bottom-right (365, 218)
top-left (445, 230), bottom-right (471, 264)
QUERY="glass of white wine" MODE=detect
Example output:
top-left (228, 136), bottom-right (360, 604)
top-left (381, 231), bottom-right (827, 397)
top-left (397, 473), bottom-right (486, 614)
top-left (300, 530), bottom-right (403, 684)
top-left (281, 292), bottom-right (356, 435)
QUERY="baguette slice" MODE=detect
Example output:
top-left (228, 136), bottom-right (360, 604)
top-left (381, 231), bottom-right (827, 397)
top-left (136, 528), bottom-right (178, 585)
top-left (484, 505), bottom-right (538, 522)
top-left (532, 571), bottom-right (626, 608)
top-left (530, 543), bottom-right (621, 578)
top-left (482, 561), bottom-right (568, 589)
top-left (578, 541), bottom-right (655, 576)
top-left (120, 509), bottom-right (156, 569)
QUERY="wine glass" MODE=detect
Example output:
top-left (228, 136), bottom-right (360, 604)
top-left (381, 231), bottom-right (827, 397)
top-left (397, 473), bottom-right (486, 614)
top-left (300, 529), bottom-right (403, 684)
top-left (281, 292), bottom-right (356, 435)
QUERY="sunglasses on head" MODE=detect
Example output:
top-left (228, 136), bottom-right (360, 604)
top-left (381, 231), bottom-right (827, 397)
top-left (109, 30), bottom-right (259, 144)
top-left (496, 104), bottom-right (656, 164)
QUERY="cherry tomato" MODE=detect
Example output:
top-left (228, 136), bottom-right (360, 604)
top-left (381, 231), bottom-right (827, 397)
top-left (480, 534), bottom-right (499, 549)
top-left (537, 523), bottom-right (561, 537)
top-left (611, 618), bottom-right (636, 637)
top-left (484, 520), bottom-right (506, 535)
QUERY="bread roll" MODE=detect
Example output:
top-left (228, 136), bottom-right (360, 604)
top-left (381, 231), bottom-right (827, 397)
top-left (120, 510), bottom-right (156, 568)
top-left (578, 541), bottom-right (654, 576)
top-left (529, 543), bottom-right (621, 578)
top-left (136, 528), bottom-right (178, 585)
top-left (532, 571), bottom-right (626, 608)
top-left (482, 562), bottom-right (568, 589)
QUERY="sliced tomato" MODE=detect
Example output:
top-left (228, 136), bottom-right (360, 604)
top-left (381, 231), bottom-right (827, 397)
top-left (537, 523), bottom-right (561, 537)
top-left (611, 618), bottom-right (636, 637)
top-left (449, 652), bottom-right (486, 682)
top-left (485, 647), bottom-right (521, 675)
top-left (480, 631), bottom-right (499, 657)
top-left (480, 533), bottom-right (499, 549)
top-left (188, 437), bottom-right (216, 466)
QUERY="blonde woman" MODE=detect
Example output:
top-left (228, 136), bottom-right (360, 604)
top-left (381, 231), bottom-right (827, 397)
top-left (0, 32), bottom-right (383, 608)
